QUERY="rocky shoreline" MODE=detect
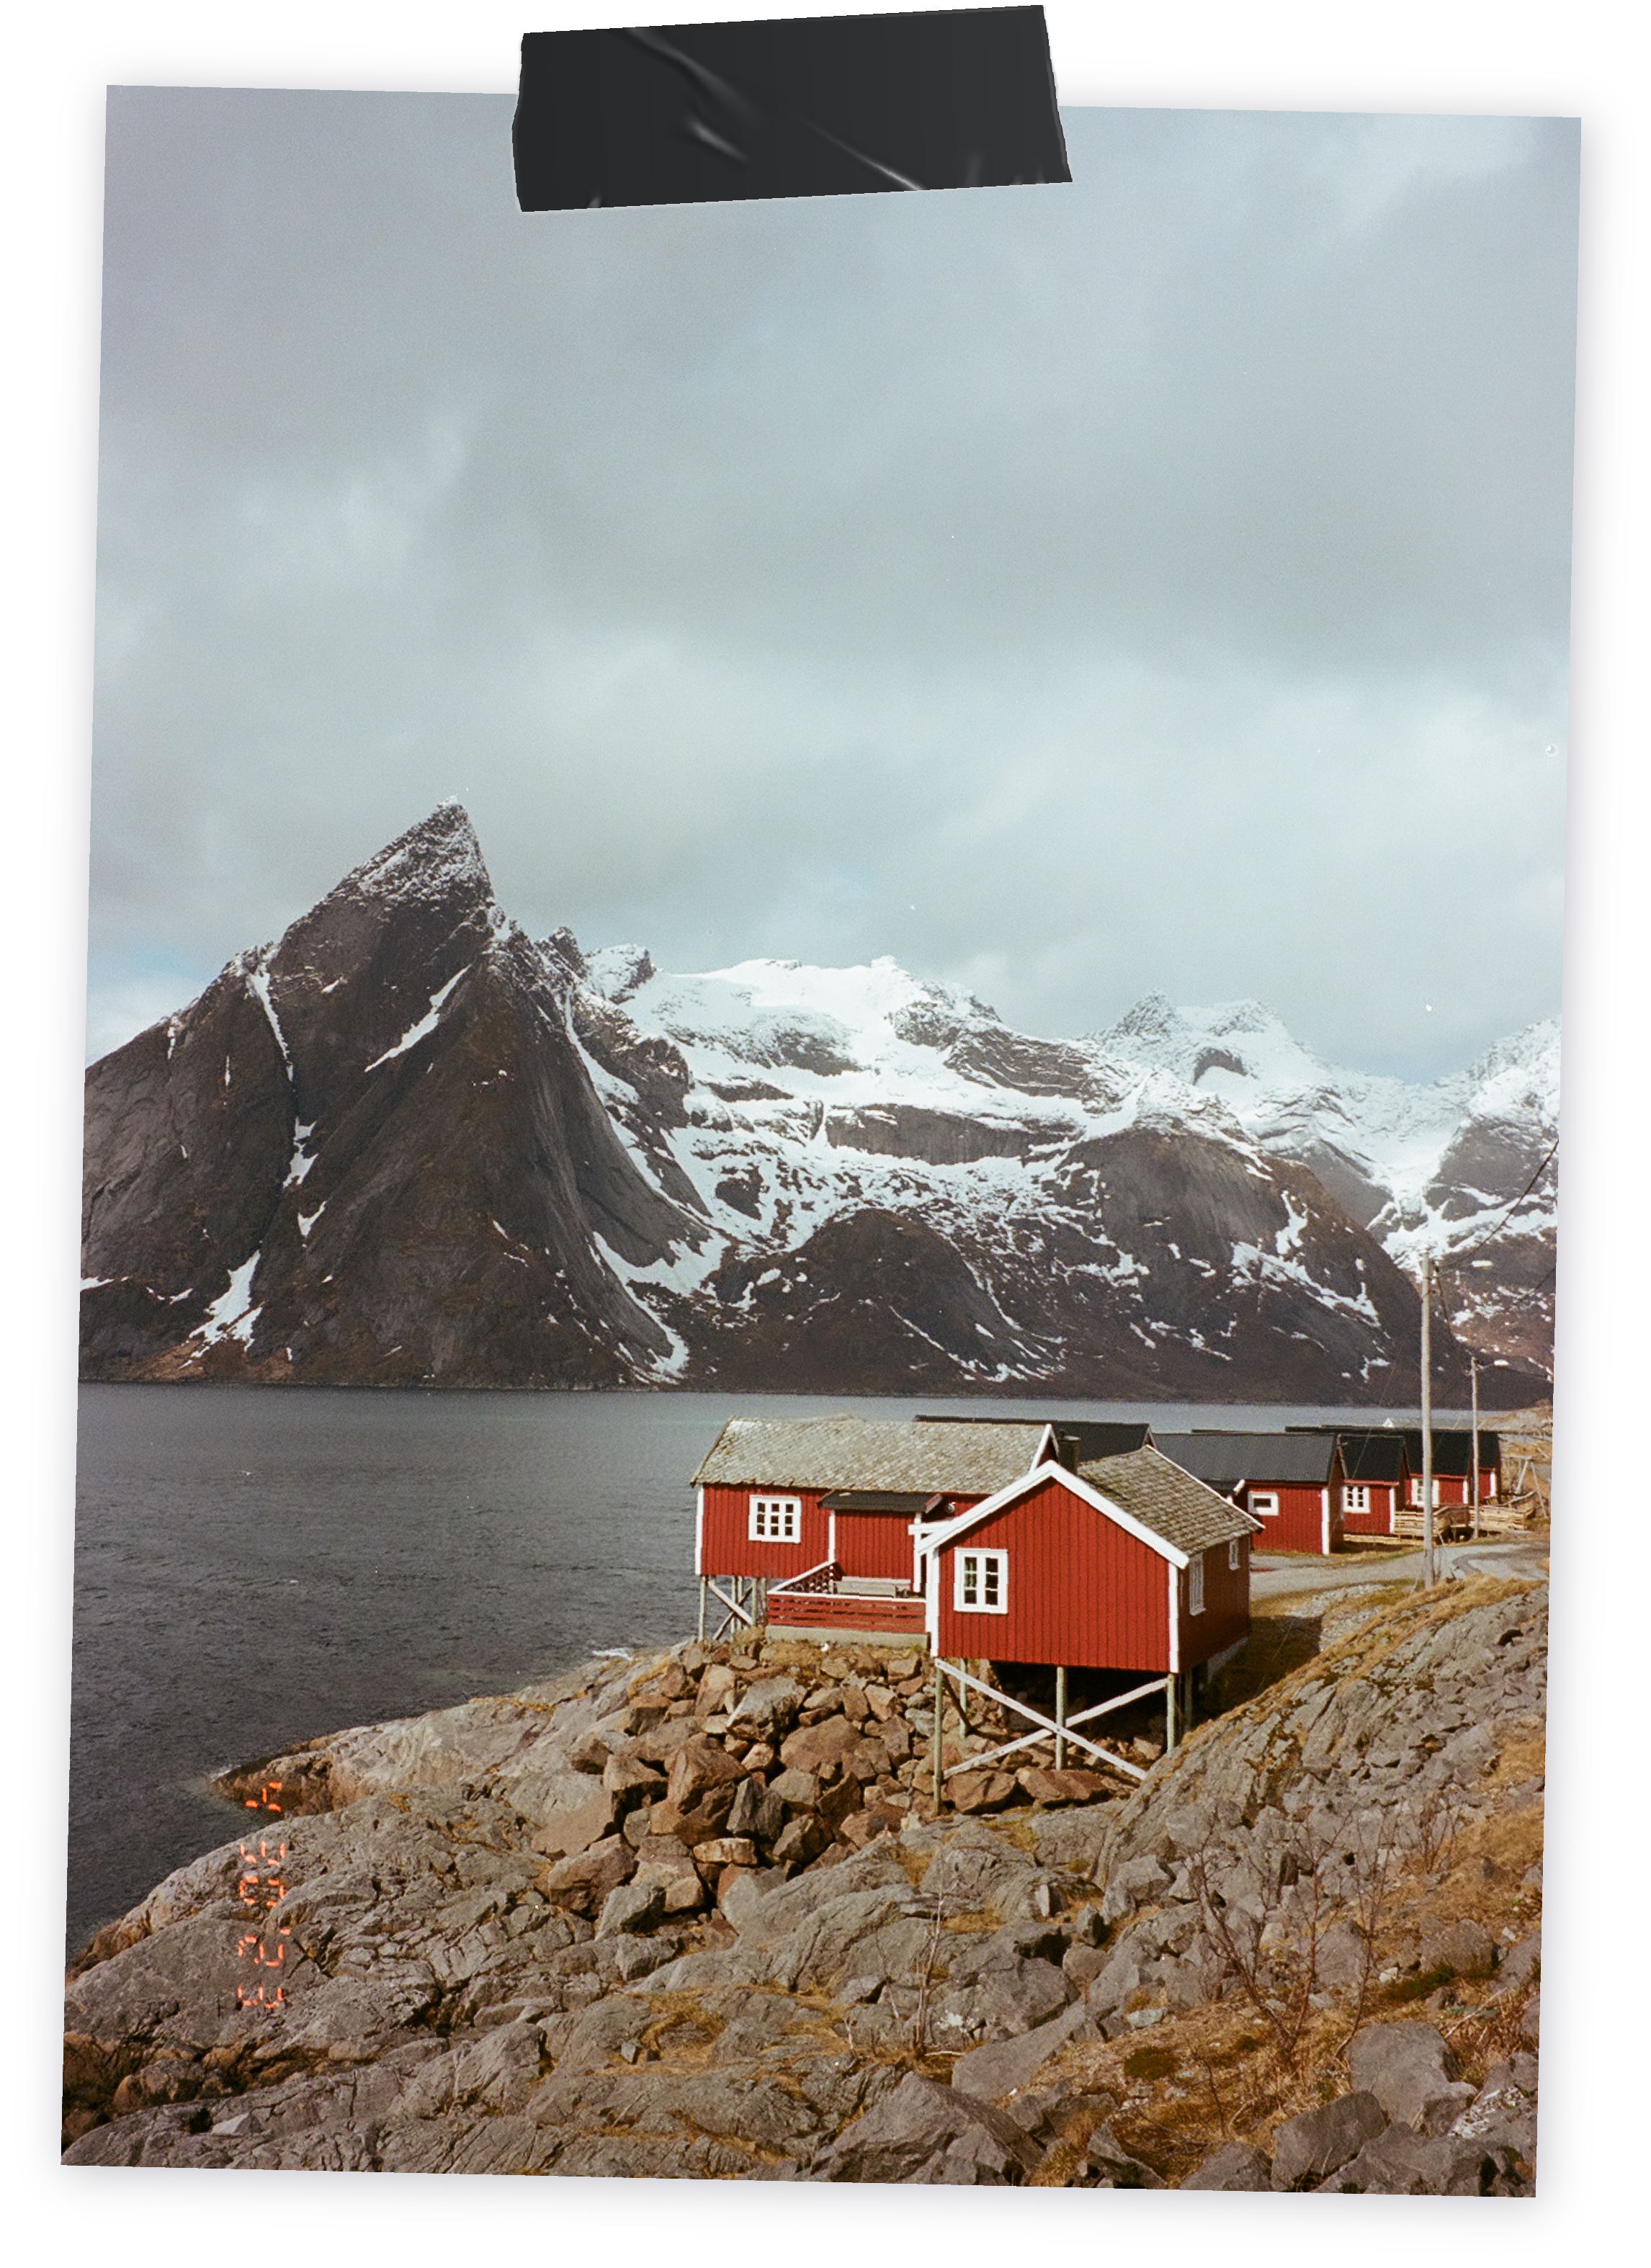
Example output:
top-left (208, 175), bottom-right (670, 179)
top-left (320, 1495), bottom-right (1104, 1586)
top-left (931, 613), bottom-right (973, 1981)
top-left (63, 1575), bottom-right (1544, 2189)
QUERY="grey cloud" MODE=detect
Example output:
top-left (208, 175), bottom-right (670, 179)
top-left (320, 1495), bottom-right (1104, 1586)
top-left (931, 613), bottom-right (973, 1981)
top-left (89, 93), bottom-right (1575, 1080)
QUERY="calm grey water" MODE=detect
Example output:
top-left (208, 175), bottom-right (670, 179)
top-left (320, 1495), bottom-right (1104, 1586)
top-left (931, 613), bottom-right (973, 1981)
top-left (68, 1384), bottom-right (1462, 1958)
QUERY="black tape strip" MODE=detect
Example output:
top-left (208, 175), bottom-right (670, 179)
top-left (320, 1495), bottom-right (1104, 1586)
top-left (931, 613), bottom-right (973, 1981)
top-left (514, 7), bottom-right (1069, 210)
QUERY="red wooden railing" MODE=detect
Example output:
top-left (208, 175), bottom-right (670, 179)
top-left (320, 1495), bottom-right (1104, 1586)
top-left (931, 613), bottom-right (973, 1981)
top-left (769, 1557), bottom-right (841, 1597)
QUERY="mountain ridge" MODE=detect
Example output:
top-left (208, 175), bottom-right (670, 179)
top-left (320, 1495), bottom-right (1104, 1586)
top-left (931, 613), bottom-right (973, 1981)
top-left (80, 807), bottom-right (1554, 1401)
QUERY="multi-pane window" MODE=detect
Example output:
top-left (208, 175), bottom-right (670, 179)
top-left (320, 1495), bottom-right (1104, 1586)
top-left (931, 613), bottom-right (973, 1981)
top-left (954, 1548), bottom-right (1008, 1613)
top-left (1189, 1554), bottom-right (1206, 1615)
top-left (1343, 1484), bottom-right (1369, 1513)
top-left (1228, 1538), bottom-right (1240, 1572)
top-left (748, 1495), bottom-right (800, 1543)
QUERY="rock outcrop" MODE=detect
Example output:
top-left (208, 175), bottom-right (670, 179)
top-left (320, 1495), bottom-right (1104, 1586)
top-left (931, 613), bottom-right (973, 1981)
top-left (64, 1577), bottom-right (1543, 2189)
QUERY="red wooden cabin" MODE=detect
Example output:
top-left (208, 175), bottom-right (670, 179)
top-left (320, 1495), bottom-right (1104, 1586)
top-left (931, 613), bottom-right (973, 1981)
top-left (918, 1450), bottom-right (1255, 1687)
top-left (690, 1414), bottom-right (1060, 1643)
top-left (1399, 1429), bottom-right (1501, 1509)
top-left (1329, 1430), bottom-right (1411, 1536)
top-left (1155, 1430), bottom-right (1346, 1554)
top-left (1291, 1425), bottom-right (1502, 1523)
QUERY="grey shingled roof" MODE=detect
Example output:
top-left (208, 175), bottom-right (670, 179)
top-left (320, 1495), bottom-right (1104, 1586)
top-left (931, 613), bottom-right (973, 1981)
top-left (1077, 1446), bottom-right (1258, 1555)
top-left (692, 1415), bottom-right (1048, 1494)
top-left (1155, 1430), bottom-right (1339, 1489)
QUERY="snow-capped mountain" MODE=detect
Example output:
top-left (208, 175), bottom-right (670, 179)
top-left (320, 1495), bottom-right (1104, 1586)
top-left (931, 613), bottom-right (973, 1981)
top-left (79, 807), bottom-right (1554, 1400)
top-left (1092, 996), bottom-right (1557, 1374)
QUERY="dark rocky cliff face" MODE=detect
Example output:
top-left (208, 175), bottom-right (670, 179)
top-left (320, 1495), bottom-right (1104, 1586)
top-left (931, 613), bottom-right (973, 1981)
top-left (81, 807), bottom-right (698, 1386)
top-left (79, 807), bottom-right (1544, 1401)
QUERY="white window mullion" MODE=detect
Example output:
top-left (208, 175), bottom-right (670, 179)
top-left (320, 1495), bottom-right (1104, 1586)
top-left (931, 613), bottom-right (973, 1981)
top-left (954, 1547), bottom-right (1008, 1614)
top-left (748, 1494), bottom-right (801, 1543)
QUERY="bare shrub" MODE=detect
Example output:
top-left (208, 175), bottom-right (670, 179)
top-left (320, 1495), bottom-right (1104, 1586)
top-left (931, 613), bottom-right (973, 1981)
top-left (910, 1890), bottom-right (948, 2056)
top-left (1333, 1814), bottom-right (1402, 2055)
top-left (1184, 1821), bottom-right (1330, 2071)
top-left (1411, 1783), bottom-right (1465, 1873)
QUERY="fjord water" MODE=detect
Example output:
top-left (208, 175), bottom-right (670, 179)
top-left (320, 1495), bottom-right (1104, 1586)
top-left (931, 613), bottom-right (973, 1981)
top-left (68, 1384), bottom-right (1459, 1957)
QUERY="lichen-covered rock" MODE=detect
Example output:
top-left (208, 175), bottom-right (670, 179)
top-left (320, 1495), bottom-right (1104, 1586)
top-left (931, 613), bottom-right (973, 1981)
top-left (1348, 2022), bottom-right (1475, 2135)
top-left (1270, 2092), bottom-right (1389, 2189)
top-left (807, 2074), bottom-right (1041, 2185)
top-left (1182, 2139), bottom-right (1272, 2189)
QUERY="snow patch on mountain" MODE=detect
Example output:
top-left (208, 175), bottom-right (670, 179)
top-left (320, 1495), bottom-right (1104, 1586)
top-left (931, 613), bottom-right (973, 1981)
top-left (560, 940), bottom-right (1556, 1378)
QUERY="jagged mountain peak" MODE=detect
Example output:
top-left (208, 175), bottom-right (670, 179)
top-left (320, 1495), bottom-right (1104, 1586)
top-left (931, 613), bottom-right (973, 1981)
top-left (1459, 1018), bottom-right (1561, 1116)
top-left (324, 800), bottom-right (493, 918)
top-left (584, 943), bottom-right (657, 1003)
top-left (81, 810), bottom-right (1557, 1394)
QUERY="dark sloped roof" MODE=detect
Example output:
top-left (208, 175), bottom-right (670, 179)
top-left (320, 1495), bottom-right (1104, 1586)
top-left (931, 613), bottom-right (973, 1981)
top-left (692, 1415), bottom-right (1048, 1494)
top-left (1155, 1430), bottom-right (1339, 1489)
top-left (1050, 1420), bottom-right (1153, 1465)
top-left (1333, 1431), bottom-right (1410, 1484)
top-left (1399, 1428), bottom-right (1501, 1474)
top-left (1075, 1446), bottom-right (1257, 1555)
top-left (1287, 1422), bottom-right (1500, 1474)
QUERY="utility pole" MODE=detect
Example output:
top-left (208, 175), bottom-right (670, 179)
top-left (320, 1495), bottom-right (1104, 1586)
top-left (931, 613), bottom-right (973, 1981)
top-left (1420, 1252), bottom-right (1435, 1587)
top-left (1470, 1353), bottom-right (1481, 1542)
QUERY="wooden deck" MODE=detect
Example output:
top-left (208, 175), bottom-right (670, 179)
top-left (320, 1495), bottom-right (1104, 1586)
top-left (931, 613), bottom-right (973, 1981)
top-left (764, 1590), bottom-right (927, 1640)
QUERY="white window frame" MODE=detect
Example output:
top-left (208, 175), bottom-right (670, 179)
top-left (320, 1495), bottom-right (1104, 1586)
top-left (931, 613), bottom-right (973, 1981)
top-left (1227, 1538), bottom-right (1240, 1572)
top-left (954, 1547), bottom-right (1008, 1614)
top-left (1189, 1554), bottom-right (1206, 1615)
top-left (1342, 1484), bottom-right (1369, 1514)
top-left (1248, 1491), bottom-right (1279, 1519)
top-left (748, 1494), bottom-right (801, 1544)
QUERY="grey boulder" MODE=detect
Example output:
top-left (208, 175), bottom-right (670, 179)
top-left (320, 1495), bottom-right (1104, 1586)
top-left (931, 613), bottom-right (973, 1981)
top-left (596, 1881), bottom-right (667, 1937)
top-left (1181, 2139), bottom-right (1272, 2191)
top-left (727, 1677), bottom-right (804, 1739)
top-left (1270, 2092), bottom-right (1389, 2189)
top-left (1348, 2021), bottom-right (1475, 2135)
top-left (949, 1998), bottom-right (1096, 2102)
top-left (1319, 2127), bottom-right (1499, 2195)
top-left (807, 2073), bottom-right (1041, 2185)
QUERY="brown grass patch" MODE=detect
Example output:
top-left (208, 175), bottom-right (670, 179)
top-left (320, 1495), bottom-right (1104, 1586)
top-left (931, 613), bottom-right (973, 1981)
top-left (1015, 1767), bottom-right (1544, 2182)
top-left (637, 1989), bottom-right (729, 2064)
top-left (1490, 1729), bottom-right (1547, 1787)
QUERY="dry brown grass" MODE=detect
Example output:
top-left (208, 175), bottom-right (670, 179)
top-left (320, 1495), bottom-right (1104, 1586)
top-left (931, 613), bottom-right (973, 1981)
top-left (1010, 1576), bottom-right (1547, 2183)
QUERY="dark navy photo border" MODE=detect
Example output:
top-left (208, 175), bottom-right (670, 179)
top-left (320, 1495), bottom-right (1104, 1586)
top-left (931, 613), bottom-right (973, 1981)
top-left (19, 31), bottom-right (1632, 2249)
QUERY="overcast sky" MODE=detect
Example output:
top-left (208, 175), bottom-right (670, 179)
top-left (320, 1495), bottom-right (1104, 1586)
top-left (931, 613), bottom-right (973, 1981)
top-left (87, 93), bottom-right (1576, 1079)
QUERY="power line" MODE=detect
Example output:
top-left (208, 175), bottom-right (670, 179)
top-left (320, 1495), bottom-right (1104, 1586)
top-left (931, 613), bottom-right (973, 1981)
top-left (1435, 1139), bottom-right (1558, 1278)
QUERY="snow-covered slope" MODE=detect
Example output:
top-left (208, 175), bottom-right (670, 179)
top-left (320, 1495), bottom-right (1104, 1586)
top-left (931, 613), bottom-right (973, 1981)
top-left (565, 945), bottom-right (1557, 1385)
top-left (79, 808), bottom-right (1555, 1397)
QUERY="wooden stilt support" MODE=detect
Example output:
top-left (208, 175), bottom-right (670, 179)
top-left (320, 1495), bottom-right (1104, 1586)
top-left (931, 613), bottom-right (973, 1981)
top-left (931, 1659), bottom-right (944, 1811)
top-left (1054, 1666), bottom-right (1067, 1770)
top-left (935, 1660), bottom-right (1155, 1782)
top-left (697, 1578), bottom-right (706, 1643)
top-left (1165, 1672), bottom-right (1178, 1756)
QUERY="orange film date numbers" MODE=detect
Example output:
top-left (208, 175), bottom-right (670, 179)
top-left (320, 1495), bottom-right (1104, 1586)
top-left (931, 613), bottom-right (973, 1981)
top-left (236, 1781), bottom-right (290, 2012)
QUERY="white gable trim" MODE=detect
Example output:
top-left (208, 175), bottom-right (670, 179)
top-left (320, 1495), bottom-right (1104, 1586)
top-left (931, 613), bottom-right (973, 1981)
top-left (916, 1461), bottom-right (1191, 1571)
top-left (1032, 1422), bottom-right (1059, 1470)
